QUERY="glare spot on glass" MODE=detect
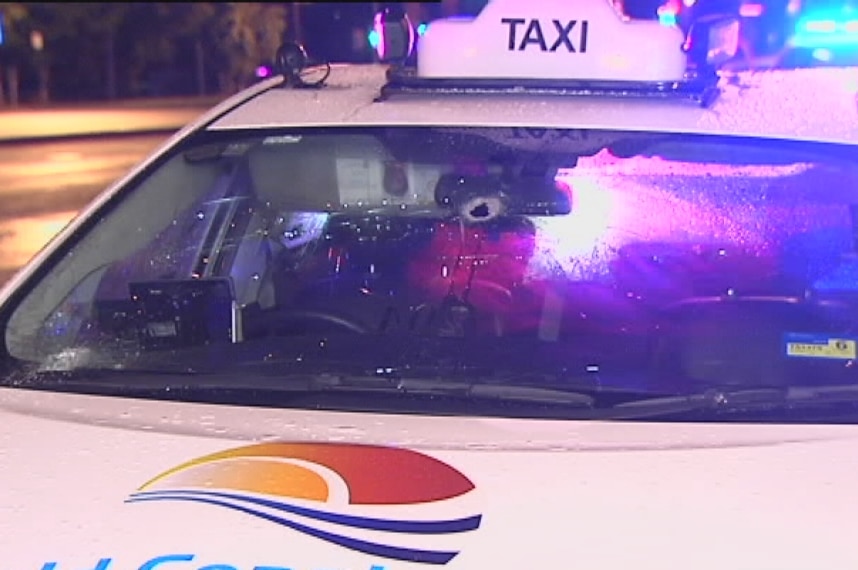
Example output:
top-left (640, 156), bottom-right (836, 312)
top-left (0, 210), bottom-right (77, 273)
top-left (804, 19), bottom-right (837, 33)
top-left (529, 172), bottom-right (614, 278)
top-left (812, 48), bottom-right (833, 61)
top-left (739, 2), bottom-right (764, 17)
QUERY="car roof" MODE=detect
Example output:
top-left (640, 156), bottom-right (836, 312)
top-left (209, 63), bottom-right (858, 145)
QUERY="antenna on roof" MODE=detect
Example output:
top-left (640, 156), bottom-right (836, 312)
top-left (274, 41), bottom-right (331, 89)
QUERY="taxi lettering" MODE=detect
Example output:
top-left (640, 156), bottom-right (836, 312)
top-left (39, 555), bottom-right (386, 570)
top-left (501, 18), bottom-right (589, 53)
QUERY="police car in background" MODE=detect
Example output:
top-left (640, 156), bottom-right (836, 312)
top-left (5, 0), bottom-right (858, 568)
top-left (787, 0), bottom-right (858, 64)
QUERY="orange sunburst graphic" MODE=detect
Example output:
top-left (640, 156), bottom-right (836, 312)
top-left (128, 442), bottom-right (482, 565)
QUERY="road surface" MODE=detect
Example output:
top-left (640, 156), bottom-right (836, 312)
top-left (0, 134), bottom-right (166, 284)
top-left (0, 100), bottom-right (215, 142)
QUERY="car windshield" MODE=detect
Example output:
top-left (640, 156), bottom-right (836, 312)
top-left (4, 126), bottom-right (858, 416)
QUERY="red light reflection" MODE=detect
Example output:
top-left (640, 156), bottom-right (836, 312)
top-left (405, 150), bottom-right (855, 336)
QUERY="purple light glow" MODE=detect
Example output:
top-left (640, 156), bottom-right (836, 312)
top-left (373, 12), bottom-right (387, 60)
top-left (528, 150), bottom-right (839, 286)
top-left (372, 10), bottom-right (416, 60)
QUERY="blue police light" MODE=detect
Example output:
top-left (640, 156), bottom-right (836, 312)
top-left (657, 1), bottom-right (680, 27)
top-left (372, 7), bottom-right (416, 62)
top-left (0, 12), bottom-right (5, 46)
top-left (793, 14), bottom-right (858, 48)
top-left (369, 19), bottom-right (425, 53)
top-left (659, 11), bottom-right (678, 26)
top-left (368, 29), bottom-right (381, 49)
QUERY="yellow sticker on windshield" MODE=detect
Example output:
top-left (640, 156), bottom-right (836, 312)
top-left (784, 334), bottom-right (857, 360)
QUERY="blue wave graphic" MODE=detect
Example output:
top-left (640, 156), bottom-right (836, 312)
top-left (129, 489), bottom-right (481, 534)
top-left (127, 492), bottom-right (466, 565)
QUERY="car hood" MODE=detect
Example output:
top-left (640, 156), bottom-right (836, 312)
top-left (2, 386), bottom-right (858, 570)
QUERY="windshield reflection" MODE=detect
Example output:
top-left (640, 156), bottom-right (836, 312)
top-left (6, 129), bottom-right (858, 403)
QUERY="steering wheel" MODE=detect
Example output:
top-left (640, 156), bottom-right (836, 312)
top-left (252, 307), bottom-right (373, 337)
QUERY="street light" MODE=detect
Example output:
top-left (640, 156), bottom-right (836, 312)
top-left (30, 30), bottom-right (48, 103)
top-left (30, 30), bottom-right (43, 52)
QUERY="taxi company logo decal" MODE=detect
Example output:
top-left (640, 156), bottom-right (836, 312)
top-left (127, 443), bottom-right (482, 565)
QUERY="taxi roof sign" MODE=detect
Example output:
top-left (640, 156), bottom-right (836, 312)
top-left (365, 0), bottom-right (740, 107)
top-left (416, 0), bottom-right (689, 82)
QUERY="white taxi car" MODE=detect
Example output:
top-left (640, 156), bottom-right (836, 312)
top-left (5, 0), bottom-right (858, 568)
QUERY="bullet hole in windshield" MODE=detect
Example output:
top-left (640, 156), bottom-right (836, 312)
top-left (470, 202), bottom-right (491, 219)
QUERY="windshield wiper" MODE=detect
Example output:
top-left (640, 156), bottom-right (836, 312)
top-left (304, 374), bottom-right (596, 406)
top-left (30, 366), bottom-right (858, 420)
top-left (25, 367), bottom-right (597, 409)
top-left (211, 374), bottom-right (598, 408)
top-left (604, 385), bottom-right (858, 420)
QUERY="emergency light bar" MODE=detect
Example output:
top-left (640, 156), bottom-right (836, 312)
top-left (371, 0), bottom-right (739, 106)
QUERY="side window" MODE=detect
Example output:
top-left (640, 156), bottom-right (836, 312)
top-left (6, 153), bottom-right (224, 361)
